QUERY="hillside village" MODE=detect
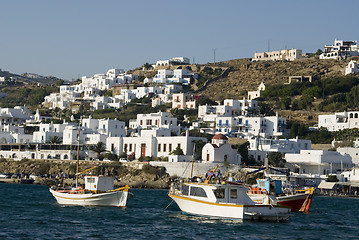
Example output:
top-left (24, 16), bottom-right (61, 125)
top-left (1, 39), bottom-right (359, 191)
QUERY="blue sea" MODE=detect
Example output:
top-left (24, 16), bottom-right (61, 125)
top-left (0, 183), bottom-right (358, 240)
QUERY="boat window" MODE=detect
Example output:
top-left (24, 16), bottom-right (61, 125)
top-left (190, 186), bottom-right (207, 198)
top-left (87, 178), bottom-right (95, 183)
top-left (213, 188), bottom-right (225, 199)
top-left (230, 189), bottom-right (237, 199)
top-left (182, 185), bottom-right (189, 196)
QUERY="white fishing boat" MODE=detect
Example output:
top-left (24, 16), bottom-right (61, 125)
top-left (169, 182), bottom-right (291, 222)
top-left (50, 175), bottom-right (131, 207)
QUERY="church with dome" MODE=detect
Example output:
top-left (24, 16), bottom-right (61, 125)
top-left (201, 134), bottom-right (241, 165)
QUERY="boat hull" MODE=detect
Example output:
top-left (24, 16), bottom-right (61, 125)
top-left (169, 194), bottom-right (290, 222)
top-left (277, 193), bottom-right (308, 212)
top-left (49, 188), bottom-right (129, 207)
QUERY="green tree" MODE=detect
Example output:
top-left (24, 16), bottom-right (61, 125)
top-left (93, 141), bottom-right (106, 159)
top-left (346, 85), bottom-right (359, 108)
top-left (171, 146), bottom-right (184, 155)
top-left (267, 152), bottom-right (285, 167)
top-left (143, 62), bottom-right (152, 70)
top-left (49, 136), bottom-right (62, 144)
top-left (315, 49), bottom-right (323, 55)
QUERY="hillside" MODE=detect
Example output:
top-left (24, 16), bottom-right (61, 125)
top-left (196, 58), bottom-right (347, 99)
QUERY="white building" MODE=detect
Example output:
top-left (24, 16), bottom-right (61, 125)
top-left (215, 114), bottom-right (286, 138)
top-left (128, 111), bottom-right (180, 135)
top-left (172, 93), bottom-right (196, 109)
top-left (0, 143), bottom-right (93, 161)
top-left (201, 134), bottom-right (241, 165)
top-left (155, 57), bottom-right (190, 68)
top-left (223, 98), bottom-right (258, 116)
top-left (337, 147), bottom-right (359, 166)
top-left (33, 122), bottom-right (74, 143)
top-left (0, 106), bottom-right (33, 124)
top-left (153, 69), bottom-right (196, 85)
top-left (248, 82), bottom-right (265, 100)
top-left (106, 130), bottom-right (206, 159)
top-left (318, 111), bottom-right (359, 131)
top-left (345, 60), bottom-right (359, 75)
top-left (285, 150), bottom-right (353, 175)
top-left (248, 137), bottom-right (311, 163)
top-left (253, 49), bottom-right (302, 62)
top-left (320, 39), bottom-right (359, 60)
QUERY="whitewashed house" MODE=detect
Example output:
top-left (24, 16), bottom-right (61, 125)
top-left (345, 60), bottom-right (359, 75)
top-left (154, 57), bottom-right (190, 68)
top-left (153, 69), bottom-right (196, 85)
top-left (248, 137), bottom-right (311, 163)
top-left (223, 98), bottom-right (258, 116)
top-left (106, 130), bottom-right (206, 159)
top-left (33, 122), bottom-right (75, 143)
top-left (172, 93), bottom-right (196, 109)
top-left (285, 150), bottom-right (353, 175)
top-left (337, 147), bottom-right (359, 166)
top-left (253, 49), bottom-right (302, 61)
top-left (320, 39), bottom-right (359, 60)
top-left (128, 111), bottom-right (180, 135)
top-left (0, 106), bottom-right (33, 124)
top-left (248, 82), bottom-right (265, 100)
top-left (318, 111), bottom-right (359, 131)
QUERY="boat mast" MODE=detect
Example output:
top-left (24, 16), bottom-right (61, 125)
top-left (191, 142), bottom-right (195, 178)
top-left (75, 126), bottom-right (80, 188)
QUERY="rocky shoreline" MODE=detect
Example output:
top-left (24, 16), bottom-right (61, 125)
top-left (0, 159), bottom-right (171, 189)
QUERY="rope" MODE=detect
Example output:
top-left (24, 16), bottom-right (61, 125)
top-left (164, 200), bottom-right (174, 210)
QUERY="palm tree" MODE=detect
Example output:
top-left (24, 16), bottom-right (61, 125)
top-left (93, 141), bottom-right (106, 159)
top-left (49, 136), bottom-right (62, 144)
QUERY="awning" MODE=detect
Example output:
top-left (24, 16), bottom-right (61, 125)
top-left (318, 181), bottom-right (337, 189)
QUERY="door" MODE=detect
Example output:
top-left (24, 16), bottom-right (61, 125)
top-left (141, 143), bottom-right (146, 157)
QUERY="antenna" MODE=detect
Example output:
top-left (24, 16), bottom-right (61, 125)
top-left (268, 40), bottom-right (270, 52)
top-left (193, 56), bottom-right (195, 64)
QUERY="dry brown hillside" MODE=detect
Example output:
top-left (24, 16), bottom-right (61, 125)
top-left (197, 58), bottom-right (348, 100)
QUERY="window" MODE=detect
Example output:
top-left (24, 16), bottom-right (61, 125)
top-left (158, 144), bottom-right (161, 152)
top-left (163, 144), bottom-right (166, 152)
top-left (169, 144), bottom-right (172, 152)
top-left (213, 188), bottom-right (225, 199)
top-left (230, 189), bottom-right (237, 199)
top-left (190, 186), bottom-right (207, 197)
top-left (87, 177), bottom-right (95, 183)
top-left (182, 185), bottom-right (189, 195)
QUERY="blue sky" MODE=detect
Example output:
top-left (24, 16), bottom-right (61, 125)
top-left (0, 0), bottom-right (357, 80)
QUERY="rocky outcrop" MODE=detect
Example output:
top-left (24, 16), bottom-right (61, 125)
top-left (0, 159), bottom-right (171, 189)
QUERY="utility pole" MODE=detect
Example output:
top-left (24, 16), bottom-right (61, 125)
top-left (267, 40), bottom-right (270, 52)
top-left (213, 49), bottom-right (216, 63)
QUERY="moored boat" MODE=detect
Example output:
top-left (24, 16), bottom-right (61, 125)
top-left (50, 175), bottom-right (131, 207)
top-left (169, 182), bottom-right (291, 222)
top-left (247, 179), bottom-right (315, 212)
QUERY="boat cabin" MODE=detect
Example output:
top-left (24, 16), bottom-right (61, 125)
top-left (85, 176), bottom-right (114, 193)
top-left (256, 179), bottom-right (283, 195)
top-left (176, 183), bottom-right (256, 205)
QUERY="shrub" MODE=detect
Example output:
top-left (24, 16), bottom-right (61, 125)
top-left (142, 164), bottom-right (158, 175)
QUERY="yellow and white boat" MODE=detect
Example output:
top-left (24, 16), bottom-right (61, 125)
top-left (50, 175), bottom-right (131, 207)
top-left (169, 182), bottom-right (290, 222)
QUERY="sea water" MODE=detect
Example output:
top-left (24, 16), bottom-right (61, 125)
top-left (0, 183), bottom-right (358, 240)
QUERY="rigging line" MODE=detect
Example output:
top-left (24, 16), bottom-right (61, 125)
top-left (164, 200), bottom-right (174, 210)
